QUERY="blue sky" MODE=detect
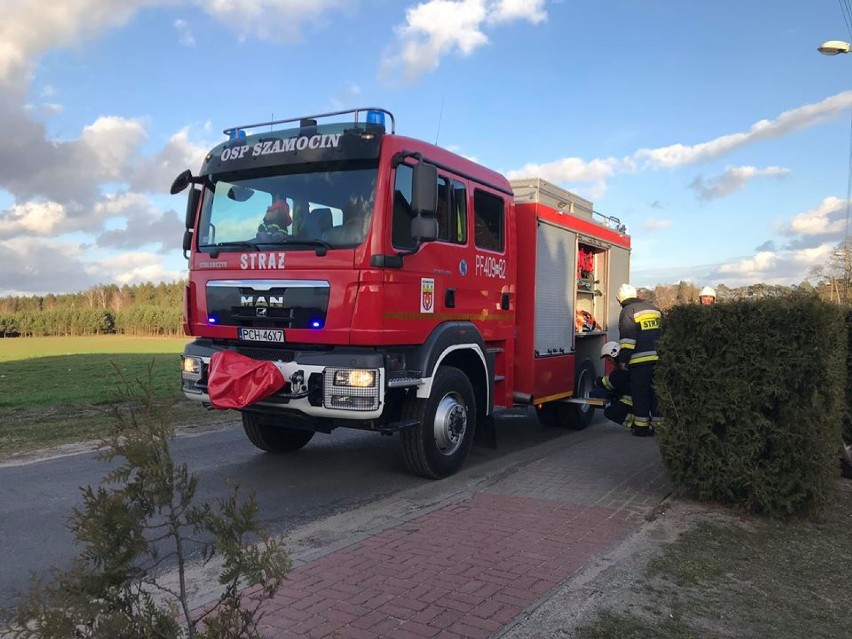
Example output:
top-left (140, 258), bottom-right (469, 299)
top-left (1, 0), bottom-right (850, 295)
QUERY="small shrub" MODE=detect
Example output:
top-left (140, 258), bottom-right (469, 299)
top-left (2, 363), bottom-right (290, 638)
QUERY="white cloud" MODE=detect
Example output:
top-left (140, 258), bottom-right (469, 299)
top-left (381, 0), bottom-right (547, 81)
top-left (80, 116), bottom-right (148, 181)
top-left (635, 91), bottom-right (852, 169)
top-left (0, 1), bottom-right (150, 83)
top-left (199, 0), bottom-right (351, 42)
top-left (0, 236), bottom-right (91, 296)
top-left (40, 102), bottom-right (64, 115)
top-left (131, 128), bottom-right (210, 193)
top-left (689, 165), bottom-right (790, 201)
top-left (90, 252), bottom-right (184, 286)
top-left (642, 219), bottom-right (672, 232)
top-left (505, 157), bottom-right (620, 183)
top-left (95, 194), bottom-right (183, 253)
top-left (0, 1), bottom-right (354, 85)
top-left (717, 250), bottom-right (778, 275)
top-left (691, 195), bottom-right (849, 287)
top-left (174, 18), bottom-right (195, 47)
top-left (792, 243), bottom-right (834, 266)
top-left (486, 0), bottom-right (547, 24)
top-left (784, 196), bottom-right (847, 237)
top-left (0, 201), bottom-right (66, 237)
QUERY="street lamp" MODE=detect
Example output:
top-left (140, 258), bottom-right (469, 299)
top-left (818, 40), bottom-right (851, 55)
top-left (818, 39), bottom-right (852, 305)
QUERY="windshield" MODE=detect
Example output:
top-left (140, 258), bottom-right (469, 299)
top-left (197, 164), bottom-right (378, 252)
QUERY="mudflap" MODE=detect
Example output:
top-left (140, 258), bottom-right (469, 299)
top-left (474, 413), bottom-right (497, 449)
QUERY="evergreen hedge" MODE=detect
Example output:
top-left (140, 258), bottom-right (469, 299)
top-left (654, 293), bottom-right (846, 517)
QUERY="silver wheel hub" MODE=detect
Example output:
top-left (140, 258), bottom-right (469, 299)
top-left (433, 392), bottom-right (467, 456)
top-left (577, 371), bottom-right (593, 416)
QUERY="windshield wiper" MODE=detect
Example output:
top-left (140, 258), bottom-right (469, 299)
top-left (200, 241), bottom-right (259, 258)
top-left (256, 238), bottom-right (334, 256)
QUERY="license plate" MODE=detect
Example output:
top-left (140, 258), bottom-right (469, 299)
top-left (238, 328), bottom-right (285, 343)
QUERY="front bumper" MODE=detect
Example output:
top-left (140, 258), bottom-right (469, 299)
top-left (181, 339), bottom-right (388, 420)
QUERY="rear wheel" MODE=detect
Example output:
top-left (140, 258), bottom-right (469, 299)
top-left (241, 412), bottom-right (315, 452)
top-left (566, 360), bottom-right (597, 429)
top-left (400, 366), bottom-right (476, 479)
top-left (535, 359), bottom-right (597, 430)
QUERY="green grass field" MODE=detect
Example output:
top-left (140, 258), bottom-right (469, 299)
top-left (0, 336), bottom-right (232, 456)
top-left (0, 335), bottom-right (189, 363)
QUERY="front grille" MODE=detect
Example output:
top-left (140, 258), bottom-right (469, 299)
top-left (206, 280), bottom-right (330, 329)
top-left (234, 346), bottom-right (296, 361)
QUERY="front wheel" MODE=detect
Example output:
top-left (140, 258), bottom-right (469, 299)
top-left (400, 366), bottom-right (477, 479)
top-left (241, 412), bottom-right (315, 452)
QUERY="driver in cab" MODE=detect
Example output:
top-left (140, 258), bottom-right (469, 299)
top-left (257, 194), bottom-right (291, 242)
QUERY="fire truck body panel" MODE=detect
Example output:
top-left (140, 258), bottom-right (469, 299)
top-left (176, 109), bottom-right (629, 478)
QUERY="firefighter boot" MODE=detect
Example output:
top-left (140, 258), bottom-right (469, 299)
top-left (631, 417), bottom-right (652, 437)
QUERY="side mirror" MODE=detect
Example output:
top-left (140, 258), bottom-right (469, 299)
top-left (182, 229), bottom-right (193, 259)
top-left (411, 216), bottom-right (438, 243)
top-left (185, 188), bottom-right (200, 230)
top-left (170, 169), bottom-right (193, 195)
top-left (411, 162), bottom-right (437, 216)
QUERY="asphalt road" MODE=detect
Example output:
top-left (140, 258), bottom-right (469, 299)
top-left (0, 407), bottom-right (567, 608)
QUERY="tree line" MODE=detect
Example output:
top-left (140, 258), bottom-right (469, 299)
top-left (0, 265), bottom-right (847, 338)
top-left (0, 282), bottom-right (184, 337)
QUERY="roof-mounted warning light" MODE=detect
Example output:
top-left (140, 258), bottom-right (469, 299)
top-left (223, 107), bottom-right (396, 138)
top-left (366, 110), bottom-right (385, 128)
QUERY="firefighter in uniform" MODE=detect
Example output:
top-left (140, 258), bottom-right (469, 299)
top-left (699, 286), bottom-right (716, 306)
top-left (257, 195), bottom-right (291, 242)
top-left (592, 340), bottom-right (634, 429)
top-left (616, 284), bottom-right (662, 437)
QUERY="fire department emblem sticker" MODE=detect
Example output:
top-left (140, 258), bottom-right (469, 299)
top-left (420, 278), bottom-right (435, 313)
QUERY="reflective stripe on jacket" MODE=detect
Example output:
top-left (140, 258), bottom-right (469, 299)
top-left (617, 298), bottom-right (662, 367)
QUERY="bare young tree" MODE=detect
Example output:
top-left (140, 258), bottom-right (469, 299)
top-left (809, 240), bottom-right (852, 306)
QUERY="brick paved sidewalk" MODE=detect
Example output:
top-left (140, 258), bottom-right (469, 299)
top-left (245, 424), bottom-right (669, 638)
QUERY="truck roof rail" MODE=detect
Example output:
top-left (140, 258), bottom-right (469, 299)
top-left (593, 211), bottom-right (627, 234)
top-left (223, 107), bottom-right (396, 137)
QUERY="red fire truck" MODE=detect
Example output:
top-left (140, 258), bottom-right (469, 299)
top-left (172, 108), bottom-right (630, 478)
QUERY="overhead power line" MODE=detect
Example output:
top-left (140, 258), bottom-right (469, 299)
top-left (840, 0), bottom-right (852, 37)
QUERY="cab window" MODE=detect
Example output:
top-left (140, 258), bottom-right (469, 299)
top-left (392, 165), bottom-right (468, 248)
top-left (473, 189), bottom-right (504, 252)
top-left (392, 164), bottom-right (415, 249)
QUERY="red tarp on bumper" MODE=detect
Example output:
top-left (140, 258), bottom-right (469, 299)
top-left (206, 350), bottom-right (286, 409)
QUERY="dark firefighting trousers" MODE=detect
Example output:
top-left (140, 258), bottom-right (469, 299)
top-left (629, 362), bottom-right (658, 431)
top-left (603, 396), bottom-right (633, 428)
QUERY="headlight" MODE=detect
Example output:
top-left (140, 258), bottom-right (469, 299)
top-left (333, 369), bottom-right (376, 388)
top-left (325, 367), bottom-right (381, 411)
top-left (182, 356), bottom-right (202, 375)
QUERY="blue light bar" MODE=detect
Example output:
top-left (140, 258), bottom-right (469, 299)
top-left (365, 110), bottom-right (385, 128)
top-left (228, 129), bottom-right (246, 140)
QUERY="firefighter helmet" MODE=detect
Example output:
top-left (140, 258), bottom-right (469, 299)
top-left (617, 283), bottom-right (637, 304)
top-left (601, 341), bottom-right (620, 359)
top-left (699, 286), bottom-right (716, 299)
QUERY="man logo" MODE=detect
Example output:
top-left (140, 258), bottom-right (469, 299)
top-left (256, 308), bottom-right (267, 317)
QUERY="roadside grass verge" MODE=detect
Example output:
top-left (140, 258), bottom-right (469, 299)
top-left (575, 482), bottom-right (852, 639)
top-left (0, 336), bottom-right (234, 457)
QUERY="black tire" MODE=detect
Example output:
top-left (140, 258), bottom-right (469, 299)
top-left (241, 412), bottom-right (315, 453)
top-left (400, 366), bottom-right (476, 479)
top-left (535, 359), bottom-right (597, 430)
top-left (565, 359), bottom-right (597, 430)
